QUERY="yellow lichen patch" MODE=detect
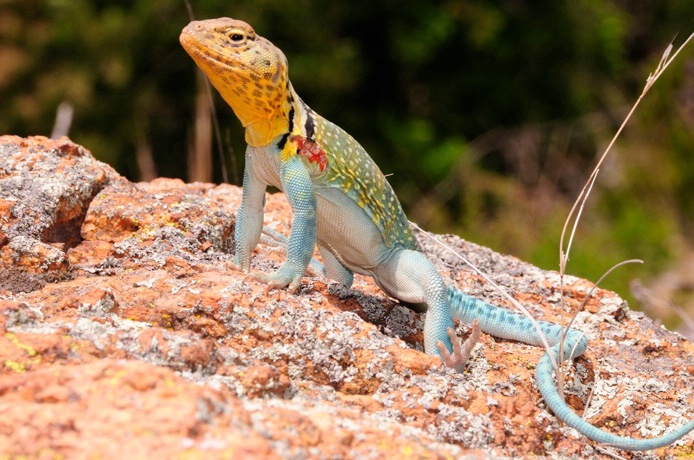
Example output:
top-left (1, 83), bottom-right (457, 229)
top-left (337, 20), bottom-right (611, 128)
top-left (6, 333), bottom-right (37, 357)
top-left (107, 369), bottom-right (128, 386)
top-left (4, 360), bottom-right (26, 373)
top-left (674, 444), bottom-right (694, 458)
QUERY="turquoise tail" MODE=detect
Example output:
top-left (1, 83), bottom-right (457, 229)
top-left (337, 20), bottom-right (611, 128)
top-left (447, 286), bottom-right (694, 450)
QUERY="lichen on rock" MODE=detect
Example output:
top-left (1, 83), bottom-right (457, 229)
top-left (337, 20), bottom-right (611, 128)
top-left (0, 136), bottom-right (692, 459)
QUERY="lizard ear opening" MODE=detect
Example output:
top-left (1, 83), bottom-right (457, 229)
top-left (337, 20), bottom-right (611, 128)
top-left (271, 61), bottom-right (283, 85)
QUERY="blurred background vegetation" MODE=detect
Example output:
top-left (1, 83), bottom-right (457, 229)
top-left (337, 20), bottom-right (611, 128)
top-left (1, 0), bottom-right (693, 333)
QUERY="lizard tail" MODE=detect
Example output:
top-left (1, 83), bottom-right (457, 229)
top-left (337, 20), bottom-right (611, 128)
top-left (447, 286), bottom-right (694, 451)
top-left (536, 350), bottom-right (694, 450)
top-left (446, 286), bottom-right (588, 353)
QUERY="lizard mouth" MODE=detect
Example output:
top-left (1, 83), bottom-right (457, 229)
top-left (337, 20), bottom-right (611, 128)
top-left (179, 29), bottom-right (195, 49)
top-left (179, 30), bottom-right (216, 64)
top-left (179, 23), bottom-right (205, 52)
top-left (180, 29), bottom-right (254, 78)
top-left (179, 30), bottom-right (206, 62)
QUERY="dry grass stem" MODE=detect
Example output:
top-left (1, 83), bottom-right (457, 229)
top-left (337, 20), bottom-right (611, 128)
top-left (555, 32), bottom-right (694, 399)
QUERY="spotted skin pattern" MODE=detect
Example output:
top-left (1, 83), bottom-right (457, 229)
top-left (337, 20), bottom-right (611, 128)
top-left (312, 115), bottom-right (417, 250)
top-left (181, 18), bottom-right (694, 450)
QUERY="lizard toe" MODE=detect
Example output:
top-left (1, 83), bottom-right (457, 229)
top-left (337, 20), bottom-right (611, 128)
top-left (438, 321), bottom-right (481, 373)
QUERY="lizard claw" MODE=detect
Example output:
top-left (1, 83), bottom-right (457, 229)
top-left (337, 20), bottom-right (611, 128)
top-left (437, 320), bottom-right (481, 373)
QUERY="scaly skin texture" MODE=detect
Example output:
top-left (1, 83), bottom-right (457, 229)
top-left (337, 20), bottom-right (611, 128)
top-left (180, 18), bottom-right (694, 451)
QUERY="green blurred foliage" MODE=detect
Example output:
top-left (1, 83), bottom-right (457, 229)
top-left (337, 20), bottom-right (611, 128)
top-left (1, 0), bottom-right (694, 313)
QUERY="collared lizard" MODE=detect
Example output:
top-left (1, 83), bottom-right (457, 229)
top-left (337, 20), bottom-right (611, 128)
top-left (180, 17), bottom-right (694, 450)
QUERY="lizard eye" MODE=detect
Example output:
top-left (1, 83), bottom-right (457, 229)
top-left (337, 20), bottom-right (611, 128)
top-left (229, 32), bottom-right (245, 42)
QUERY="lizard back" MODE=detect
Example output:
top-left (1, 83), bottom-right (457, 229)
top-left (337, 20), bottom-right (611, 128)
top-left (314, 115), bottom-right (417, 250)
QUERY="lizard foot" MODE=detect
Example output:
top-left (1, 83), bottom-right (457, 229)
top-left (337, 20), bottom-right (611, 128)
top-left (227, 261), bottom-right (245, 273)
top-left (246, 270), bottom-right (303, 294)
top-left (437, 320), bottom-right (481, 373)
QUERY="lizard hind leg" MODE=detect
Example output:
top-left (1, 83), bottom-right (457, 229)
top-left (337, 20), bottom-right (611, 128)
top-left (372, 249), bottom-right (472, 371)
top-left (318, 243), bottom-right (354, 288)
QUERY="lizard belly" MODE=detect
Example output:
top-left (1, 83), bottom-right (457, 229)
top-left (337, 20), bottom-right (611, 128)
top-left (314, 187), bottom-right (392, 275)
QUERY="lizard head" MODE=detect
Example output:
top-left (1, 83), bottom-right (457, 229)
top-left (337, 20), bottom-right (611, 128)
top-left (180, 18), bottom-right (293, 147)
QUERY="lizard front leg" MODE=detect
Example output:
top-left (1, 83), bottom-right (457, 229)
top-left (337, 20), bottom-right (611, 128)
top-left (234, 151), bottom-right (267, 271)
top-left (251, 153), bottom-right (317, 292)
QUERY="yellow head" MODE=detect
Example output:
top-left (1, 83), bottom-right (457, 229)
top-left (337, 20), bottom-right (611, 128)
top-left (180, 18), bottom-right (292, 147)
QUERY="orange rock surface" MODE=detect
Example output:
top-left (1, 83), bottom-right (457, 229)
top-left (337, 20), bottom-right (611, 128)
top-left (0, 135), bottom-right (692, 459)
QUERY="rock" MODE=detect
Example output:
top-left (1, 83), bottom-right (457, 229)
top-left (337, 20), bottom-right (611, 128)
top-left (0, 135), bottom-right (692, 459)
